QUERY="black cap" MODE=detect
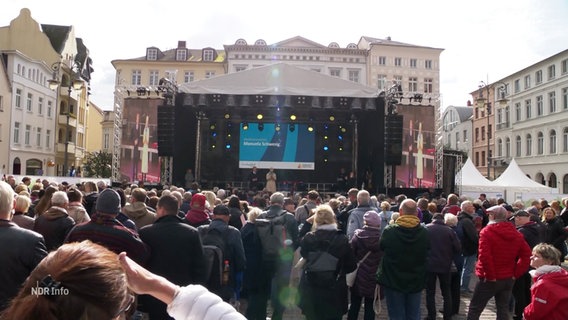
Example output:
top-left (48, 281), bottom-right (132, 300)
top-left (509, 210), bottom-right (530, 220)
top-left (212, 205), bottom-right (230, 216)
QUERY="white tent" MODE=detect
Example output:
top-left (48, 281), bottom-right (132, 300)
top-left (456, 158), bottom-right (504, 198)
top-left (492, 158), bottom-right (556, 202)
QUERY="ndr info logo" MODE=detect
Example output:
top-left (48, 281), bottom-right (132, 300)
top-left (31, 282), bottom-right (69, 297)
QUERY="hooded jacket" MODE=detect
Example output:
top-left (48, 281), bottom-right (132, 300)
top-left (377, 215), bottom-right (429, 293)
top-left (517, 221), bottom-right (542, 249)
top-left (351, 226), bottom-right (382, 298)
top-left (475, 221), bottom-right (531, 280)
top-left (523, 266), bottom-right (568, 320)
top-left (123, 202), bottom-right (156, 229)
top-left (33, 206), bottom-right (75, 251)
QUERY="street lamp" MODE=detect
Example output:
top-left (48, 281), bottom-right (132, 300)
top-left (476, 81), bottom-right (508, 179)
top-left (48, 61), bottom-right (84, 177)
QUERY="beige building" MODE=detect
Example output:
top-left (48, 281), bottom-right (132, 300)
top-left (0, 8), bottom-right (93, 177)
top-left (85, 101), bottom-right (103, 153)
top-left (101, 110), bottom-right (115, 154)
top-left (0, 55), bottom-right (12, 177)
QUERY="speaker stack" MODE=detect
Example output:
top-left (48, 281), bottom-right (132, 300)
top-left (157, 105), bottom-right (175, 156)
top-left (384, 115), bottom-right (403, 165)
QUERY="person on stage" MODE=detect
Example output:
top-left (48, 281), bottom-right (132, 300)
top-left (265, 168), bottom-right (277, 193)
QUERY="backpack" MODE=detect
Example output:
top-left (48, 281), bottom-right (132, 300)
top-left (255, 210), bottom-right (289, 262)
top-left (304, 234), bottom-right (340, 288)
top-left (199, 226), bottom-right (233, 301)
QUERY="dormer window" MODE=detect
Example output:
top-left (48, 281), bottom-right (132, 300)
top-left (176, 49), bottom-right (188, 61)
top-left (203, 49), bottom-right (215, 62)
top-left (147, 48), bottom-right (158, 60)
top-left (235, 39), bottom-right (247, 45)
top-left (254, 39), bottom-right (267, 46)
top-left (346, 43), bottom-right (358, 49)
top-left (328, 42), bottom-right (340, 49)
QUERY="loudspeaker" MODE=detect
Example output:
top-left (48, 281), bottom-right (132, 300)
top-left (385, 115), bottom-right (403, 165)
top-left (157, 105), bottom-right (175, 156)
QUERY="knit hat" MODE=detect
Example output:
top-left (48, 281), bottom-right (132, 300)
top-left (190, 193), bottom-right (207, 209)
top-left (95, 189), bottom-right (121, 215)
top-left (363, 210), bottom-right (381, 227)
top-left (213, 205), bottom-right (230, 216)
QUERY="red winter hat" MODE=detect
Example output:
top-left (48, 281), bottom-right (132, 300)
top-left (190, 193), bottom-right (207, 209)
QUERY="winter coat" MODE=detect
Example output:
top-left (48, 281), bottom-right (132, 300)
top-left (377, 215), bottom-right (429, 293)
top-left (350, 226), bottom-right (382, 298)
top-left (123, 202), bottom-right (157, 229)
top-left (33, 206), bottom-right (75, 251)
top-left (543, 216), bottom-right (568, 258)
top-left (185, 208), bottom-right (211, 228)
top-left (456, 211), bottom-right (479, 256)
top-left (425, 219), bottom-right (461, 274)
top-left (523, 266), bottom-right (568, 320)
top-left (299, 226), bottom-right (357, 319)
top-left (346, 205), bottom-right (380, 240)
top-left (83, 192), bottom-right (98, 216)
top-left (517, 221), bottom-right (543, 249)
top-left (475, 221), bottom-right (531, 281)
top-left (167, 285), bottom-right (246, 320)
top-left (67, 202), bottom-right (91, 224)
top-left (228, 207), bottom-right (244, 230)
top-left (240, 221), bottom-right (262, 292)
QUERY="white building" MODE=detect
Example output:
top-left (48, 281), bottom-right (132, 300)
top-left (442, 105), bottom-right (473, 154)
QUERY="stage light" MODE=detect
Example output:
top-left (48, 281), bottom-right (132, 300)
top-left (224, 113), bottom-right (231, 119)
top-left (338, 134), bottom-right (343, 141)
top-left (257, 113), bottom-right (263, 120)
top-left (340, 126), bottom-right (347, 133)
top-left (290, 114), bottom-right (297, 121)
top-left (212, 131), bottom-right (217, 137)
top-left (324, 135), bottom-right (328, 140)
top-left (289, 124), bottom-right (295, 132)
top-left (329, 115), bottom-right (335, 121)
top-left (275, 123), bottom-right (281, 131)
top-left (338, 146), bottom-right (344, 151)
top-left (307, 125), bottom-right (314, 132)
top-left (210, 124), bottom-right (216, 130)
top-left (242, 122), bottom-right (249, 130)
top-left (323, 124), bottom-right (329, 130)
top-left (258, 123), bottom-right (264, 131)
top-left (225, 143), bottom-right (231, 149)
top-left (323, 145), bottom-right (329, 151)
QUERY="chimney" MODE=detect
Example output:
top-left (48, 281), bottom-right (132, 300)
top-left (386, 36), bottom-right (391, 41)
top-left (178, 41), bottom-right (186, 48)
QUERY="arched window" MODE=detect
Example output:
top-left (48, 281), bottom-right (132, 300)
top-left (505, 137), bottom-right (511, 158)
top-left (563, 127), bottom-right (568, 152)
top-left (254, 39), bottom-right (266, 46)
top-left (328, 42), bottom-right (340, 48)
top-left (235, 39), bottom-right (247, 45)
top-left (26, 159), bottom-right (43, 176)
top-left (526, 134), bottom-right (532, 156)
top-left (535, 172), bottom-right (545, 185)
top-left (537, 132), bottom-right (544, 154)
top-left (563, 174), bottom-right (568, 193)
top-left (549, 129), bottom-right (557, 154)
top-left (548, 173), bottom-right (557, 188)
top-left (515, 136), bottom-right (521, 157)
top-left (346, 43), bottom-right (358, 49)
top-left (12, 157), bottom-right (21, 175)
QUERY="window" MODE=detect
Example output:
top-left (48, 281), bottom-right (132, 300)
top-left (348, 70), bottom-right (360, 83)
top-left (463, 129), bottom-right (468, 141)
top-left (424, 78), bottom-right (433, 93)
top-left (514, 79), bottom-right (520, 93)
top-left (516, 136), bottom-right (521, 157)
top-left (447, 133), bottom-right (451, 145)
top-left (482, 126), bottom-right (486, 141)
top-left (146, 48), bottom-right (158, 60)
top-left (330, 69), bottom-right (341, 77)
top-left (235, 65), bottom-right (247, 72)
top-left (184, 71), bottom-right (194, 83)
top-left (103, 130), bottom-right (110, 150)
top-left (46, 130), bottom-right (51, 148)
top-left (515, 103), bottom-right (521, 121)
top-left (13, 122), bottom-right (20, 144)
top-left (536, 95), bottom-right (543, 116)
top-left (176, 49), bottom-right (187, 61)
top-left (524, 75), bottom-right (531, 89)
top-left (505, 138), bottom-right (511, 158)
top-left (410, 59), bottom-right (417, 68)
top-left (205, 71), bottom-right (215, 79)
top-left (0, 95), bottom-right (3, 112)
top-left (408, 77), bottom-right (418, 92)
top-left (497, 138), bottom-right (503, 157)
top-left (535, 70), bottom-right (543, 84)
top-left (550, 130), bottom-right (557, 154)
top-left (497, 108), bottom-right (502, 124)
top-left (425, 60), bottom-right (432, 69)
top-left (481, 151), bottom-right (486, 166)
top-left (505, 106), bottom-right (510, 123)
top-left (15, 89), bottom-right (22, 108)
top-left (394, 57), bottom-right (402, 67)
top-left (378, 56), bottom-right (386, 65)
top-left (548, 64), bottom-right (556, 80)
top-left (38, 97), bottom-right (43, 115)
top-left (563, 87), bottom-right (568, 110)
top-left (47, 101), bottom-right (53, 117)
top-left (525, 99), bottom-right (532, 119)
top-left (475, 152), bottom-right (479, 166)
top-left (25, 125), bottom-right (31, 145)
top-left (537, 132), bottom-right (544, 154)
top-left (149, 70), bottom-right (159, 86)
top-left (563, 128), bottom-right (568, 152)
top-left (526, 134), bottom-right (532, 156)
top-left (131, 70), bottom-right (141, 85)
top-left (456, 131), bottom-right (460, 143)
top-left (26, 93), bottom-right (33, 112)
top-left (393, 75), bottom-right (402, 85)
top-left (561, 59), bottom-right (568, 75)
top-left (203, 49), bottom-right (215, 61)
top-left (475, 127), bottom-right (479, 142)
top-left (549, 91), bottom-right (556, 113)
top-left (36, 128), bottom-right (41, 147)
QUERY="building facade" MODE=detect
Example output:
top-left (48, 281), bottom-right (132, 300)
top-left (442, 105), bottom-right (473, 154)
top-left (0, 55), bottom-right (12, 177)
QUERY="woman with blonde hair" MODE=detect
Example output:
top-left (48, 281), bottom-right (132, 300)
top-left (542, 207), bottom-right (568, 262)
top-left (298, 205), bottom-right (357, 320)
top-left (33, 185), bottom-right (58, 217)
top-left (13, 195), bottom-right (34, 230)
top-left (378, 201), bottom-right (393, 235)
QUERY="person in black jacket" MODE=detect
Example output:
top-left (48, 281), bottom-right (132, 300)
top-left (456, 200), bottom-right (479, 293)
top-left (138, 194), bottom-right (207, 319)
top-left (0, 181), bottom-right (48, 311)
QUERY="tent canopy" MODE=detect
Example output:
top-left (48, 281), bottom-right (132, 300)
top-left (456, 158), bottom-right (498, 187)
top-left (493, 158), bottom-right (552, 191)
top-left (178, 62), bottom-right (379, 98)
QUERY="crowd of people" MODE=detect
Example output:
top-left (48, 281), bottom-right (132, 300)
top-left (0, 173), bottom-right (568, 320)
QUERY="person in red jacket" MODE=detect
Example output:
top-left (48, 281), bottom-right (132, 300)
top-left (523, 243), bottom-right (568, 320)
top-left (466, 205), bottom-right (531, 320)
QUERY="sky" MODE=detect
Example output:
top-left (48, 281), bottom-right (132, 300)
top-left (2, 0), bottom-right (568, 111)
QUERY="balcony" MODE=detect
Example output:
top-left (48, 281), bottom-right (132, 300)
top-left (56, 142), bottom-right (76, 154)
top-left (58, 114), bottom-right (77, 127)
top-left (496, 121), bottom-right (510, 130)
